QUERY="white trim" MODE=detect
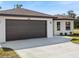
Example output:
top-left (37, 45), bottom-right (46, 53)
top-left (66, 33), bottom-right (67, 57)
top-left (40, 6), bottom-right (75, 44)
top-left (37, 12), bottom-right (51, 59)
top-left (0, 16), bottom-right (6, 43)
top-left (0, 16), bottom-right (53, 43)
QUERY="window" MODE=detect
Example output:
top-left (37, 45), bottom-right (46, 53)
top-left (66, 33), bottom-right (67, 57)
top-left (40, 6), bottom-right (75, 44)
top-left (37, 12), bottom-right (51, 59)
top-left (57, 22), bottom-right (60, 31)
top-left (66, 22), bottom-right (71, 30)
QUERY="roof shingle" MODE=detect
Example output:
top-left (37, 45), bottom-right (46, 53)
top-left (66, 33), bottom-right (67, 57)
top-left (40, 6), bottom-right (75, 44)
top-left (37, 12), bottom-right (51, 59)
top-left (53, 15), bottom-right (75, 20)
top-left (0, 8), bottom-right (55, 18)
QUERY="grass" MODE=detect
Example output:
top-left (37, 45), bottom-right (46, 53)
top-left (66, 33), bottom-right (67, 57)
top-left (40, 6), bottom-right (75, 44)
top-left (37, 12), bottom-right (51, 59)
top-left (66, 29), bottom-right (79, 44)
top-left (73, 29), bottom-right (79, 34)
top-left (0, 47), bottom-right (20, 58)
top-left (71, 39), bottom-right (79, 44)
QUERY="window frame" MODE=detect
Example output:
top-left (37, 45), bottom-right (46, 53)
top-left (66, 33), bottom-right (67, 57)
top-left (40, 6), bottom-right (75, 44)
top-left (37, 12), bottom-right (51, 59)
top-left (65, 22), bottom-right (71, 30)
top-left (57, 22), bottom-right (60, 31)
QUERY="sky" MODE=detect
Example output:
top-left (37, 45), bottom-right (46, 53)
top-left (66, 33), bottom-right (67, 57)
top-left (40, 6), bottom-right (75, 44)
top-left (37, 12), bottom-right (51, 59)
top-left (0, 1), bottom-right (79, 15)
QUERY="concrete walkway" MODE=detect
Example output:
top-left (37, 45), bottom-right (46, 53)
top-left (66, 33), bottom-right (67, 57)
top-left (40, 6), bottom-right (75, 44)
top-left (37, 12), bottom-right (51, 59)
top-left (1, 36), bottom-right (79, 58)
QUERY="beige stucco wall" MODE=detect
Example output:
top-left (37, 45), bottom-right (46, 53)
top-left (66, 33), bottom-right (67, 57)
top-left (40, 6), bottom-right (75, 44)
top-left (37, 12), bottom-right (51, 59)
top-left (0, 16), bottom-right (53, 43)
top-left (53, 20), bottom-right (74, 36)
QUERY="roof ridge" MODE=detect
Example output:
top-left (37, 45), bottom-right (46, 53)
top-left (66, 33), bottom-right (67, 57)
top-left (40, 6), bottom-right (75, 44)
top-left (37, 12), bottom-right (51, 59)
top-left (16, 8), bottom-right (53, 16)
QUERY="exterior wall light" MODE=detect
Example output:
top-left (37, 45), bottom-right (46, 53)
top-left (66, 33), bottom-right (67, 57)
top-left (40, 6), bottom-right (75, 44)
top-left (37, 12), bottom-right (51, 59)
top-left (50, 21), bottom-right (52, 24)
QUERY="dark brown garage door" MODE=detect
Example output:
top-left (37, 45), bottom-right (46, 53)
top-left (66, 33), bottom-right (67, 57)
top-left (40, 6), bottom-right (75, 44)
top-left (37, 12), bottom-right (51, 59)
top-left (6, 19), bottom-right (47, 41)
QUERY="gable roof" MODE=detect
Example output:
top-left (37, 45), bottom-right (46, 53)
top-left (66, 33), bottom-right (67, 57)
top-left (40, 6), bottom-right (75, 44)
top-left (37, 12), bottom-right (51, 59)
top-left (53, 15), bottom-right (75, 20)
top-left (0, 8), bottom-right (56, 18)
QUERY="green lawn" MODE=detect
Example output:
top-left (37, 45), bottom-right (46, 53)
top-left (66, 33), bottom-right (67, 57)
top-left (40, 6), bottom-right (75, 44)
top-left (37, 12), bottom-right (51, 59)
top-left (66, 29), bottom-right (79, 44)
top-left (73, 29), bottom-right (79, 34)
top-left (71, 39), bottom-right (79, 44)
top-left (0, 47), bottom-right (20, 58)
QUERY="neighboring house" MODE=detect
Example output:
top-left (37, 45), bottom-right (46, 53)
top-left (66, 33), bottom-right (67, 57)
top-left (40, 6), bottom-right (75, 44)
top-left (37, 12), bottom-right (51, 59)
top-left (53, 15), bottom-right (74, 36)
top-left (0, 7), bottom-right (74, 43)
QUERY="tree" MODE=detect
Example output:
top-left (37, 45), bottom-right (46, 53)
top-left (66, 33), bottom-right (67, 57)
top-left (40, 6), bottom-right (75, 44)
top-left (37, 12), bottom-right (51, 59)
top-left (74, 16), bottom-right (79, 28)
top-left (15, 4), bottom-right (23, 8)
top-left (67, 10), bottom-right (76, 18)
top-left (56, 10), bottom-right (77, 28)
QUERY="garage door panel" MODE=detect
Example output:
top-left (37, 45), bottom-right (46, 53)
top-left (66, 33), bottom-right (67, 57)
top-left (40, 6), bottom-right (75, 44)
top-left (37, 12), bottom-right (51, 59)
top-left (6, 20), bottom-right (47, 41)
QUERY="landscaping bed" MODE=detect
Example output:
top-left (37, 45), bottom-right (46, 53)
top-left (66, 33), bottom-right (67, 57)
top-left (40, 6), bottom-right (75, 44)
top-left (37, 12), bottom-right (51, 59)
top-left (71, 39), bottom-right (79, 44)
top-left (0, 47), bottom-right (20, 58)
top-left (70, 29), bottom-right (79, 44)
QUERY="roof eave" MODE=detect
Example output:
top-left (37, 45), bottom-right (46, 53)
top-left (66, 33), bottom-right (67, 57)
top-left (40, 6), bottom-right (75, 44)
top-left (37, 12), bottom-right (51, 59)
top-left (53, 18), bottom-right (75, 20)
top-left (0, 13), bottom-right (56, 18)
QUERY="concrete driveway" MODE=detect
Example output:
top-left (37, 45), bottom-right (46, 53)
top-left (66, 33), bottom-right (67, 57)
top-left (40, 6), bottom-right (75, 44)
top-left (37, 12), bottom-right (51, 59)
top-left (1, 36), bottom-right (79, 58)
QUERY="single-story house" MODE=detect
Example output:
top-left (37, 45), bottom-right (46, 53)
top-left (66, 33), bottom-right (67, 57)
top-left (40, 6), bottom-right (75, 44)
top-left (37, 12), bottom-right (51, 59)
top-left (0, 7), bottom-right (74, 43)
